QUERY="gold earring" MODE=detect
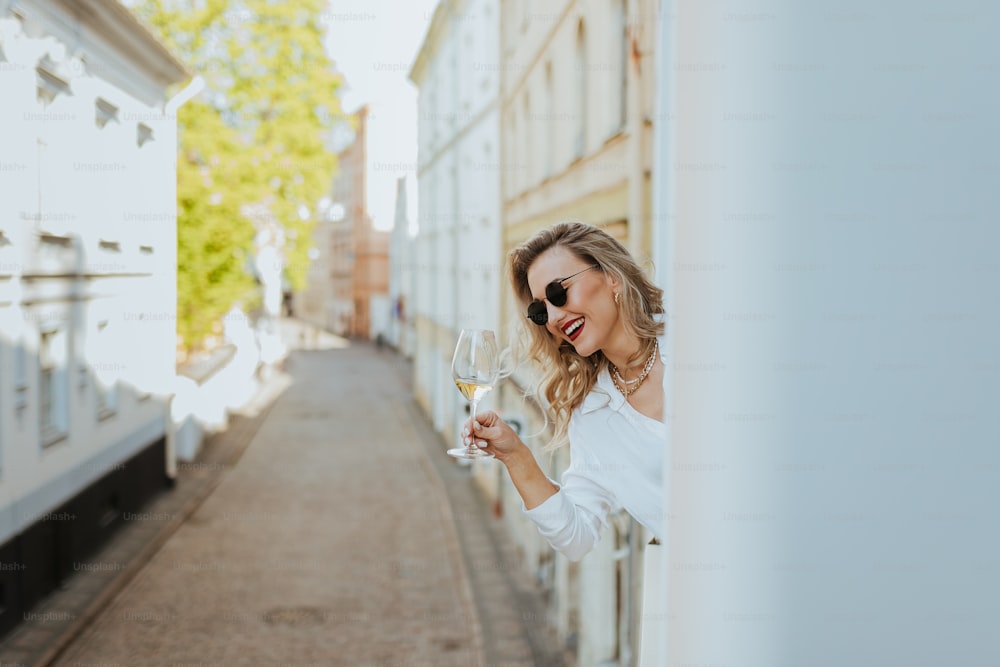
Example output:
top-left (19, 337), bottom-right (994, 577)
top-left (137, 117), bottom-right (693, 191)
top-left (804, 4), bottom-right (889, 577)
top-left (614, 291), bottom-right (620, 304)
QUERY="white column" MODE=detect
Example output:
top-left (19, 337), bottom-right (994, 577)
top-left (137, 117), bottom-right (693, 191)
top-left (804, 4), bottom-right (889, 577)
top-left (659, 2), bottom-right (1000, 665)
top-left (577, 540), bottom-right (619, 665)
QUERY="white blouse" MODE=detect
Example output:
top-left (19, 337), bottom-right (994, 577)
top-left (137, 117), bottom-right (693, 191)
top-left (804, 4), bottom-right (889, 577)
top-left (523, 334), bottom-right (667, 561)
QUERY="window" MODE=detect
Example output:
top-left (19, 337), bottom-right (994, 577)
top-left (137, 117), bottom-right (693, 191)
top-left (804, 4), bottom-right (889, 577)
top-left (544, 62), bottom-right (554, 178)
top-left (523, 92), bottom-right (532, 186)
top-left (429, 85), bottom-right (439, 146)
top-left (93, 320), bottom-right (119, 419)
top-left (39, 328), bottom-right (70, 445)
top-left (613, 0), bottom-right (627, 133)
top-left (14, 342), bottom-right (28, 418)
top-left (574, 20), bottom-right (588, 158)
top-left (509, 111), bottom-right (518, 197)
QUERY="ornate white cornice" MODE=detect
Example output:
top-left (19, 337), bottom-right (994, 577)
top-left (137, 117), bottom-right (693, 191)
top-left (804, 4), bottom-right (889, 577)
top-left (8, 0), bottom-right (189, 87)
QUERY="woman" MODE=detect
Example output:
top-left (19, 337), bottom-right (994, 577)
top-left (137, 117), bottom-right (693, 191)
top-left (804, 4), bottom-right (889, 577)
top-left (462, 221), bottom-right (666, 561)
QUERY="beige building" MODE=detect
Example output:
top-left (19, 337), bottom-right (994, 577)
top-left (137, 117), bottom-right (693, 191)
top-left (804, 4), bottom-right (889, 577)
top-left (493, 1), bottom-right (661, 665)
top-left (409, 1), bottom-right (660, 665)
top-left (408, 0), bottom-right (660, 663)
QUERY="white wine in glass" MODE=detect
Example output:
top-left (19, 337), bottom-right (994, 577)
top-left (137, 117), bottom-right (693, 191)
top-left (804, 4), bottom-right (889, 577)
top-left (448, 329), bottom-right (499, 459)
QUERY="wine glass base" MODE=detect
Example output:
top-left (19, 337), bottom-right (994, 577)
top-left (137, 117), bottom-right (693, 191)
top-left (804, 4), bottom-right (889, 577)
top-left (447, 447), bottom-right (495, 459)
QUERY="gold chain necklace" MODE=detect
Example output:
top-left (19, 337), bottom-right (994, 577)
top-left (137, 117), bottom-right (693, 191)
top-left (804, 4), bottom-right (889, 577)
top-left (608, 340), bottom-right (659, 398)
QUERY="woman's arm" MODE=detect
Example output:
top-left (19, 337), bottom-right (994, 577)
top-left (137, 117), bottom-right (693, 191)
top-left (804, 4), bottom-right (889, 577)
top-left (464, 411), bottom-right (617, 560)
top-left (463, 412), bottom-right (558, 509)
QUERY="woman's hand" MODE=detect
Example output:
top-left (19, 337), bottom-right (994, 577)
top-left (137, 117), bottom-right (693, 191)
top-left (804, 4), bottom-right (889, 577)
top-left (462, 410), bottom-right (525, 462)
top-left (464, 410), bottom-right (559, 509)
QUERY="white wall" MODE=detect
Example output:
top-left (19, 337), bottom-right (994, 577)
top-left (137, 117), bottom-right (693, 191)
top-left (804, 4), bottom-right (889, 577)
top-left (0, 4), bottom-right (180, 542)
top-left (656, 2), bottom-right (999, 664)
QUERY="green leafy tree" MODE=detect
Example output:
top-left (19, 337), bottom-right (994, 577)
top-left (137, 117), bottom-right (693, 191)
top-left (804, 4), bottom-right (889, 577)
top-left (132, 0), bottom-right (344, 352)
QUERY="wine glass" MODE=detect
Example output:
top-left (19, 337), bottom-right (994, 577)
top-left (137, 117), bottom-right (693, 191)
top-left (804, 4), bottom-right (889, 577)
top-left (447, 329), bottom-right (499, 459)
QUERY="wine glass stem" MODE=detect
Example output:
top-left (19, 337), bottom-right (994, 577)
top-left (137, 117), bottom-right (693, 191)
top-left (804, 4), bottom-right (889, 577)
top-left (468, 399), bottom-right (479, 452)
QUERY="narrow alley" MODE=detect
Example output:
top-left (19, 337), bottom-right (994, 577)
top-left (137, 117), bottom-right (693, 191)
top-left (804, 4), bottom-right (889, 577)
top-left (32, 335), bottom-right (564, 666)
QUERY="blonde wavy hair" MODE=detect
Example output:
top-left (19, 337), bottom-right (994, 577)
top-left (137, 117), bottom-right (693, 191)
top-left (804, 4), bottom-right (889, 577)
top-left (508, 221), bottom-right (665, 451)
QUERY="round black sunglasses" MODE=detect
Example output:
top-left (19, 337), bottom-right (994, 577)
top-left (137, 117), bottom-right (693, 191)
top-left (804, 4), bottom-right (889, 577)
top-left (525, 265), bottom-right (600, 325)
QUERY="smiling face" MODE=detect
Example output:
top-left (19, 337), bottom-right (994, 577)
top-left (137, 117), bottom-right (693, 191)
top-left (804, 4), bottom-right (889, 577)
top-left (526, 246), bottom-right (622, 357)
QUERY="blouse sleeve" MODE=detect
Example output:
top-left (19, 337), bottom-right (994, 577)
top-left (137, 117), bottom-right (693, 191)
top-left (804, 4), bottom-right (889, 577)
top-left (522, 424), bottom-right (621, 561)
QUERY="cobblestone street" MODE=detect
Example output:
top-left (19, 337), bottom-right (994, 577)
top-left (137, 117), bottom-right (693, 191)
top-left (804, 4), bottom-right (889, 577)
top-left (41, 337), bottom-right (565, 667)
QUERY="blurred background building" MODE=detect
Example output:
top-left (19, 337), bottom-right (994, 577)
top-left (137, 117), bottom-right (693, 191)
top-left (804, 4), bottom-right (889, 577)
top-left (323, 105), bottom-right (391, 340)
top-left (0, 0), bottom-right (188, 638)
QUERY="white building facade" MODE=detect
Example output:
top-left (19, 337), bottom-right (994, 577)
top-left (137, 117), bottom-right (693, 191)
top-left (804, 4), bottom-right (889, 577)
top-left (0, 0), bottom-right (188, 637)
top-left (409, 0), bottom-right (503, 442)
top-left (493, 1), bottom-right (661, 664)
